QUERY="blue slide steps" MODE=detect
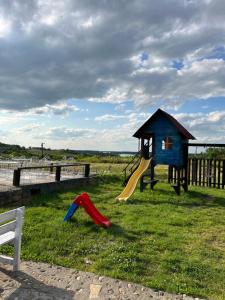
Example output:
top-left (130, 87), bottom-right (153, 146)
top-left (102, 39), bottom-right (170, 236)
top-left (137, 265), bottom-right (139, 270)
top-left (64, 203), bottom-right (79, 221)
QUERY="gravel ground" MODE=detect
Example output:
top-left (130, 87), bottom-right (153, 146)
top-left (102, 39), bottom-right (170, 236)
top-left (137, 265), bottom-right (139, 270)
top-left (0, 261), bottom-right (205, 300)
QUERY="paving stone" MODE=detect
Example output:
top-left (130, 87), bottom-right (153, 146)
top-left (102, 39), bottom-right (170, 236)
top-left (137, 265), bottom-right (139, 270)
top-left (89, 283), bottom-right (102, 299)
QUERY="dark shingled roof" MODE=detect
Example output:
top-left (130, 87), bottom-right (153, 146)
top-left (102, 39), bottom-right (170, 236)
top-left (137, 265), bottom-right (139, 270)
top-left (133, 108), bottom-right (195, 140)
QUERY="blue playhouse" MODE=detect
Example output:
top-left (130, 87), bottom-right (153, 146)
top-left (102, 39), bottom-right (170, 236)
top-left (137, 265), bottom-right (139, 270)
top-left (129, 109), bottom-right (196, 194)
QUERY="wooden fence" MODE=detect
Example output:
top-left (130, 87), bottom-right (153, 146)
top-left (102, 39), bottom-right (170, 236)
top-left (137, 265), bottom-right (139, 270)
top-left (169, 158), bottom-right (225, 189)
top-left (13, 163), bottom-right (90, 187)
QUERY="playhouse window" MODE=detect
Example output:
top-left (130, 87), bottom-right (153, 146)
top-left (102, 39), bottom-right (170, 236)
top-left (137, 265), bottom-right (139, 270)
top-left (162, 137), bottom-right (173, 150)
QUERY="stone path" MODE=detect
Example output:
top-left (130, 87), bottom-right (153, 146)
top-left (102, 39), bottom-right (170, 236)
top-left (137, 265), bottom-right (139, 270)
top-left (0, 261), bottom-right (205, 300)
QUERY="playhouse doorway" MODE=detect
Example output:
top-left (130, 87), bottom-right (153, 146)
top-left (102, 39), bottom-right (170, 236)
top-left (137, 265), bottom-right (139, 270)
top-left (141, 135), bottom-right (153, 159)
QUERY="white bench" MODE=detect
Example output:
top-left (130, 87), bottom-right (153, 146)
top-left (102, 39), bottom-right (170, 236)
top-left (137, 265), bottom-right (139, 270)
top-left (0, 207), bottom-right (24, 271)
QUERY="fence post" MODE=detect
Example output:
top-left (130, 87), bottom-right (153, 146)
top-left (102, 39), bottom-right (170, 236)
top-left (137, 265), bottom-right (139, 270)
top-left (50, 163), bottom-right (54, 174)
top-left (177, 168), bottom-right (181, 195)
top-left (209, 159), bottom-right (212, 187)
top-left (199, 159), bottom-right (202, 186)
top-left (218, 160), bottom-right (221, 189)
top-left (55, 166), bottom-right (61, 182)
top-left (140, 176), bottom-right (144, 192)
top-left (192, 159), bottom-right (196, 185)
top-left (203, 159), bottom-right (205, 186)
top-left (168, 165), bottom-right (171, 183)
top-left (188, 158), bottom-right (191, 185)
top-left (222, 160), bottom-right (225, 189)
top-left (183, 143), bottom-right (189, 191)
top-left (84, 164), bottom-right (90, 177)
top-left (13, 169), bottom-right (21, 187)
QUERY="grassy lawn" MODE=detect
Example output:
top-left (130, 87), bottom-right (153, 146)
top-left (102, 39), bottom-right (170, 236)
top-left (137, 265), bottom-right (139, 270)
top-left (91, 162), bottom-right (127, 174)
top-left (1, 174), bottom-right (225, 299)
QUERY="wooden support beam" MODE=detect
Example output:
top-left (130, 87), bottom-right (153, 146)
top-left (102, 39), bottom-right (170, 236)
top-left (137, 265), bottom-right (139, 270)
top-left (183, 143), bottom-right (188, 192)
top-left (188, 159), bottom-right (191, 185)
top-left (84, 164), bottom-right (90, 177)
top-left (140, 176), bottom-right (144, 192)
top-left (151, 179), bottom-right (158, 190)
top-left (55, 166), bottom-right (61, 182)
top-left (13, 169), bottom-right (21, 187)
top-left (171, 184), bottom-right (181, 195)
top-left (168, 165), bottom-right (172, 183)
top-left (150, 163), bottom-right (155, 190)
top-left (171, 167), bottom-right (181, 195)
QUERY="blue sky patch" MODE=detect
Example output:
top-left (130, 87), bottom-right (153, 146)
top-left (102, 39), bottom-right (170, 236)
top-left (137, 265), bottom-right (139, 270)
top-left (171, 60), bottom-right (184, 70)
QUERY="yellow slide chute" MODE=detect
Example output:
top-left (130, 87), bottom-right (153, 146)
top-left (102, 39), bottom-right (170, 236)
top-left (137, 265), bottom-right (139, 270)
top-left (116, 157), bottom-right (152, 201)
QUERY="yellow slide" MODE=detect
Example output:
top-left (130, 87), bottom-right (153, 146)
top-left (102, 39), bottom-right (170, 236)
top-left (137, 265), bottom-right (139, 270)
top-left (116, 157), bottom-right (152, 201)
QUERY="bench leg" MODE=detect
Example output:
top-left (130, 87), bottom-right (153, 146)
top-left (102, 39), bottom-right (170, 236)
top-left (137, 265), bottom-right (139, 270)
top-left (13, 235), bottom-right (21, 271)
top-left (13, 208), bottom-right (23, 271)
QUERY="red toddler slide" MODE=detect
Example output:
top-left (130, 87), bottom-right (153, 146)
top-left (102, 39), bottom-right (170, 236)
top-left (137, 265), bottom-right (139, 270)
top-left (74, 192), bottom-right (111, 228)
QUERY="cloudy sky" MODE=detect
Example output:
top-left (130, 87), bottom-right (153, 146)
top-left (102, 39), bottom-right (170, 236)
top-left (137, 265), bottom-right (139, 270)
top-left (0, 0), bottom-right (225, 151)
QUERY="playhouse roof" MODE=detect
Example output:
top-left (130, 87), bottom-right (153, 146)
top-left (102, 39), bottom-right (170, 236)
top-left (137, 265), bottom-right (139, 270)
top-left (133, 108), bottom-right (195, 140)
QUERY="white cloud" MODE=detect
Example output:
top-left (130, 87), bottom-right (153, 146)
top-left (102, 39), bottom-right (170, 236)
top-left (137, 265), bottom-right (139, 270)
top-left (0, 101), bottom-right (78, 118)
top-left (95, 114), bottom-right (126, 122)
top-left (15, 124), bottom-right (41, 133)
top-left (2, 109), bottom-right (225, 151)
top-left (130, 58), bottom-right (225, 108)
top-left (0, 1), bottom-right (225, 151)
top-left (32, 102), bottom-right (79, 115)
top-left (0, 1), bottom-right (224, 111)
top-left (175, 110), bottom-right (225, 141)
top-left (38, 127), bottom-right (97, 140)
top-left (0, 15), bottom-right (11, 37)
top-left (25, 112), bottom-right (147, 150)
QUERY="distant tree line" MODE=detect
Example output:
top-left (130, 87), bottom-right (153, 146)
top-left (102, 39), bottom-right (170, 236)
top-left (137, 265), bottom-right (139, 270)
top-left (1, 142), bottom-right (225, 162)
top-left (0, 141), bottom-right (133, 163)
top-left (189, 147), bottom-right (225, 160)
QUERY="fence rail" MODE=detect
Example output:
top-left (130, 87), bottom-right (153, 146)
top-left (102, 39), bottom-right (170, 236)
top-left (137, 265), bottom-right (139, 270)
top-left (12, 163), bottom-right (90, 187)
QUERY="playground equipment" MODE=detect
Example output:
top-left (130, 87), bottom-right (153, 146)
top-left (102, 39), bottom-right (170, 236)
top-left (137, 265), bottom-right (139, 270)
top-left (117, 157), bottom-right (151, 201)
top-left (64, 192), bottom-right (111, 228)
top-left (118, 109), bottom-right (196, 197)
top-left (118, 108), bottom-right (225, 199)
top-left (119, 108), bottom-right (225, 196)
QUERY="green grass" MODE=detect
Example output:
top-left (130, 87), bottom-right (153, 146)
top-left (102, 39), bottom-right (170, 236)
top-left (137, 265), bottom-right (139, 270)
top-left (91, 162), bottom-right (127, 174)
top-left (1, 175), bottom-right (225, 299)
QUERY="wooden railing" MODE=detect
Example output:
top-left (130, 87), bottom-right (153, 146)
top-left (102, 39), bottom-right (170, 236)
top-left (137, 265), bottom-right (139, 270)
top-left (13, 163), bottom-right (90, 187)
top-left (123, 150), bottom-right (141, 183)
top-left (188, 158), bottom-right (225, 188)
top-left (123, 142), bottom-right (152, 184)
